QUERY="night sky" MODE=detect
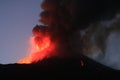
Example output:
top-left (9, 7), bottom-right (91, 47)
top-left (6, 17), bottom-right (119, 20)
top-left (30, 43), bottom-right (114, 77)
top-left (0, 0), bottom-right (42, 64)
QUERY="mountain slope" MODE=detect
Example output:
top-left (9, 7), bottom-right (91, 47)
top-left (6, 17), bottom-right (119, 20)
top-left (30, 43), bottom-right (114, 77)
top-left (0, 55), bottom-right (120, 79)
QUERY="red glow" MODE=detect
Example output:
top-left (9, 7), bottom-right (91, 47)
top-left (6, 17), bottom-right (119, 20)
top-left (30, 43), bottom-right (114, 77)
top-left (80, 60), bottom-right (84, 67)
top-left (18, 35), bottom-right (54, 64)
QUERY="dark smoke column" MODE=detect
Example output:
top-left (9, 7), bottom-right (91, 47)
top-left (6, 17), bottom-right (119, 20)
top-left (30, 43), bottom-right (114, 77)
top-left (33, 0), bottom-right (120, 58)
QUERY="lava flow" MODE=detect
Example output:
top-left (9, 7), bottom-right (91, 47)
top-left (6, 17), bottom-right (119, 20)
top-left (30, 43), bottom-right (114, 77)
top-left (18, 34), bottom-right (54, 64)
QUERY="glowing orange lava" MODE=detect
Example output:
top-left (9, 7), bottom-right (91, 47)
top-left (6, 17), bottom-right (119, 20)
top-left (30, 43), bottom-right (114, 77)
top-left (18, 35), bottom-right (54, 64)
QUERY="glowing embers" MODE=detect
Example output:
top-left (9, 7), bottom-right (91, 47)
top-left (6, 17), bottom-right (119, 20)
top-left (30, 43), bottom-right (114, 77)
top-left (18, 35), bottom-right (54, 64)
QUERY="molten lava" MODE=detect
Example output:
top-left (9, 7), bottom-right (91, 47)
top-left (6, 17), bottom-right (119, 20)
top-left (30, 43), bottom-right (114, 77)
top-left (18, 35), bottom-right (54, 64)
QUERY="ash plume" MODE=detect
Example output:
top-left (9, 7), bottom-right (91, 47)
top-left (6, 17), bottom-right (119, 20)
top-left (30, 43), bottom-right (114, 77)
top-left (32, 0), bottom-right (120, 69)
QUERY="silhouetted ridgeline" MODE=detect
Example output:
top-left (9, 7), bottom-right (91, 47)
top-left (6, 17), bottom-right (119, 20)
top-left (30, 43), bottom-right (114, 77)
top-left (0, 56), bottom-right (120, 79)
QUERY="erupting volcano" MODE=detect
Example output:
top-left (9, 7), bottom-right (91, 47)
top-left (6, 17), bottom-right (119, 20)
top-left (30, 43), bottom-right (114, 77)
top-left (17, 0), bottom-right (120, 70)
top-left (1, 0), bottom-right (120, 79)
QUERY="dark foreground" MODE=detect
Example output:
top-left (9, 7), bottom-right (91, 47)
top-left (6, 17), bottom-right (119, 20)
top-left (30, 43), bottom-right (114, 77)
top-left (0, 56), bottom-right (120, 79)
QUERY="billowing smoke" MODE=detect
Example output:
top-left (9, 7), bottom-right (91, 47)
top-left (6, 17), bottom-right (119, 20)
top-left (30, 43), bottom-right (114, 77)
top-left (19, 0), bottom-right (120, 69)
top-left (38, 0), bottom-right (120, 69)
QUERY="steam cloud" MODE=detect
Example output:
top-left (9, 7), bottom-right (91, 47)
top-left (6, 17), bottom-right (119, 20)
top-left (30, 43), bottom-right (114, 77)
top-left (33, 0), bottom-right (120, 69)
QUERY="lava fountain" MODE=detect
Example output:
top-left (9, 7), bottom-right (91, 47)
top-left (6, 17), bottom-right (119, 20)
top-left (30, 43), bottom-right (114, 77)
top-left (18, 25), bottom-right (55, 64)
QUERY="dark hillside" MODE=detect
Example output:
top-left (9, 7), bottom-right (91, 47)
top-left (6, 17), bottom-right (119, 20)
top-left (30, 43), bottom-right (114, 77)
top-left (0, 55), bottom-right (119, 79)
